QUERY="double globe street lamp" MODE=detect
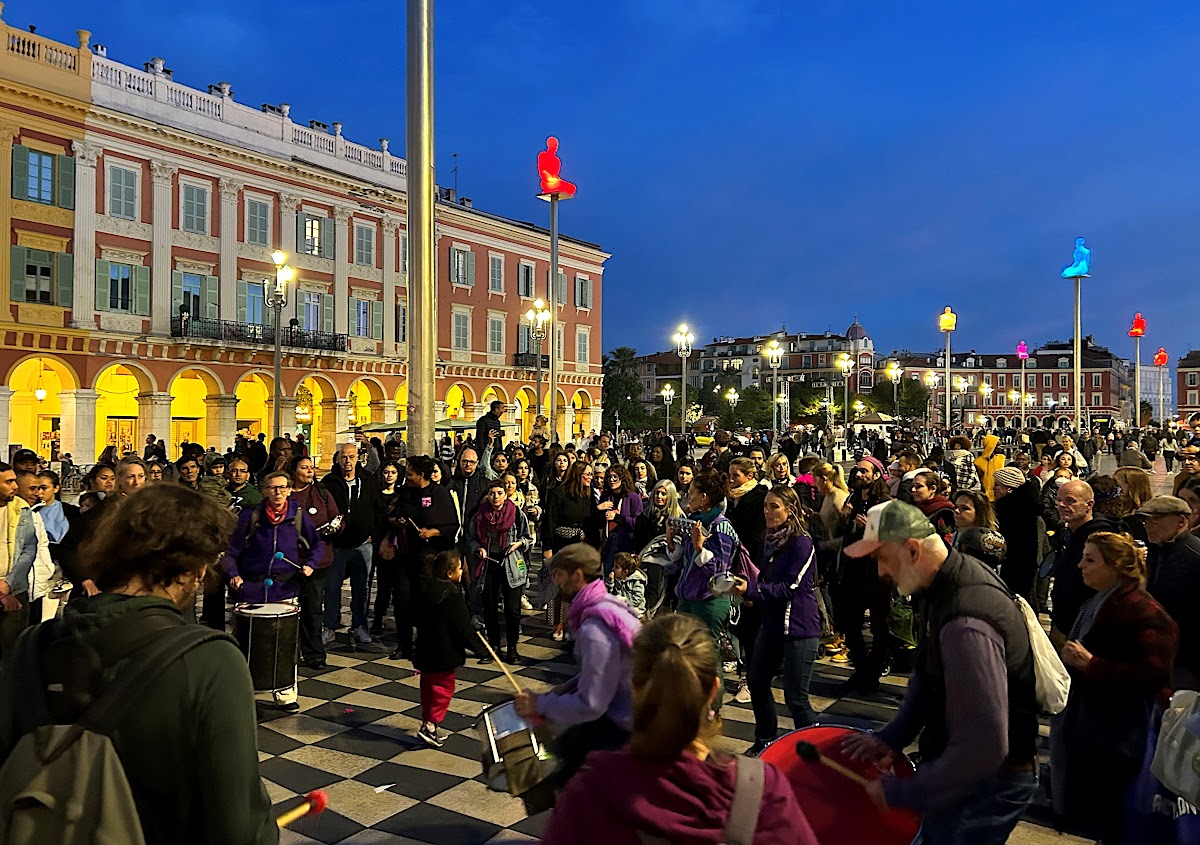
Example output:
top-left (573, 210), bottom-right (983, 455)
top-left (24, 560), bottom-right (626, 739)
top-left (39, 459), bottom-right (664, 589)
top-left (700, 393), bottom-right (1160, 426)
top-left (268, 250), bottom-right (295, 440)
top-left (524, 298), bottom-right (551, 421)
top-left (673, 324), bottom-right (695, 443)
top-left (660, 383), bottom-right (675, 428)
top-left (764, 339), bottom-right (784, 443)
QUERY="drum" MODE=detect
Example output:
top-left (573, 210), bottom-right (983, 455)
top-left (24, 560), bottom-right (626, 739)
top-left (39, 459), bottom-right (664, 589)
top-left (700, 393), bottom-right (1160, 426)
top-left (233, 602), bottom-right (300, 692)
top-left (758, 724), bottom-right (921, 845)
top-left (475, 700), bottom-right (557, 796)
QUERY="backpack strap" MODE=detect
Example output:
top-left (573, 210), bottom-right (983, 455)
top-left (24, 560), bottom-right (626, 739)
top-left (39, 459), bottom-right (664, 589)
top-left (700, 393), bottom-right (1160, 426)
top-left (721, 756), bottom-right (765, 845)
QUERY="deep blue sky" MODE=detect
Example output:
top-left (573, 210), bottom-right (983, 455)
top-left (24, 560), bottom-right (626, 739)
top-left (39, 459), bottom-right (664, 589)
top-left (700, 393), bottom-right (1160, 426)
top-left (29, 1), bottom-right (1200, 363)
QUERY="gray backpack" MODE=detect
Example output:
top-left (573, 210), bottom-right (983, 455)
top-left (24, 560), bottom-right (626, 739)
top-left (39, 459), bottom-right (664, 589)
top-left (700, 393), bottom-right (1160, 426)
top-left (638, 755), bottom-right (765, 845)
top-left (0, 619), bottom-right (231, 845)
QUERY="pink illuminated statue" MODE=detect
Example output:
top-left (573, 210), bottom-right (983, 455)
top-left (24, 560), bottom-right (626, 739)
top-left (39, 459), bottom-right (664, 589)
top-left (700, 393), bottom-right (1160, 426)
top-left (1016, 340), bottom-right (1029, 360)
top-left (537, 136), bottom-right (577, 198)
top-left (1129, 313), bottom-right (1146, 338)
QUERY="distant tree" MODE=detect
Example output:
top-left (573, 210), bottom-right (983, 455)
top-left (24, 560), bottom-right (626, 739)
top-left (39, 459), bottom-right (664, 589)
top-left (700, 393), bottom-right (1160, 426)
top-left (602, 346), bottom-right (647, 432)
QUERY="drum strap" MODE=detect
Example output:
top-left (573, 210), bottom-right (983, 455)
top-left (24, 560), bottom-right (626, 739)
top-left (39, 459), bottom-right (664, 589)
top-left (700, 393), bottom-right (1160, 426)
top-left (636, 756), bottom-right (763, 845)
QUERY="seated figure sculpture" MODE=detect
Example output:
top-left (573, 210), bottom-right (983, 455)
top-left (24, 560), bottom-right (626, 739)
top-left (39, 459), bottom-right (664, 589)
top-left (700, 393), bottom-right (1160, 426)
top-left (538, 137), bottom-right (577, 198)
top-left (1061, 237), bottom-right (1091, 278)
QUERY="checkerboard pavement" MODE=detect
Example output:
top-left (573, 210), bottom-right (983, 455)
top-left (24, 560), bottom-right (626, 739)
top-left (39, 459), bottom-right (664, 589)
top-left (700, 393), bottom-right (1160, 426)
top-left (256, 595), bottom-right (1076, 845)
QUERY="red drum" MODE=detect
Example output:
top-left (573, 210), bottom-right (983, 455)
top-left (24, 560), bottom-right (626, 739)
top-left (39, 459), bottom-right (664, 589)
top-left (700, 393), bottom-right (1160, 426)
top-left (758, 724), bottom-right (921, 845)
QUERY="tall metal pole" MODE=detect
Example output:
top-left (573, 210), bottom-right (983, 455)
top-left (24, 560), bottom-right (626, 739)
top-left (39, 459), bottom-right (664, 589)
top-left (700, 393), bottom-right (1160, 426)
top-left (1134, 336), bottom-right (1141, 427)
top-left (1021, 357), bottom-right (1026, 424)
top-left (1073, 276), bottom-right (1083, 434)
top-left (1159, 365), bottom-right (1165, 427)
top-left (272, 298), bottom-right (282, 439)
top-left (679, 353), bottom-right (687, 443)
top-left (406, 0), bottom-right (436, 455)
top-left (843, 372), bottom-right (850, 428)
top-left (944, 332), bottom-right (951, 430)
top-left (774, 365), bottom-right (779, 444)
top-left (534, 336), bottom-right (543, 418)
top-left (548, 196), bottom-right (559, 443)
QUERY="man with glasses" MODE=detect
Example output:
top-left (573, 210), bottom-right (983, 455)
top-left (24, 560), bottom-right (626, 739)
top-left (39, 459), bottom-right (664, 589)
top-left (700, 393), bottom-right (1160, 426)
top-left (322, 443), bottom-right (383, 645)
top-left (224, 470), bottom-right (323, 712)
top-left (1173, 440), bottom-right (1200, 496)
top-left (450, 447), bottom-right (486, 528)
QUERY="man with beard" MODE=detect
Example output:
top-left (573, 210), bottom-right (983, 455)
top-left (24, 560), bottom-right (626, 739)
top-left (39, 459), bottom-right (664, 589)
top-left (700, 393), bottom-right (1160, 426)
top-left (0, 463), bottom-right (45, 653)
top-left (835, 456), bottom-right (893, 693)
top-left (842, 500), bottom-right (1038, 845)
top-left (226, 459), bottom-right (262, 513)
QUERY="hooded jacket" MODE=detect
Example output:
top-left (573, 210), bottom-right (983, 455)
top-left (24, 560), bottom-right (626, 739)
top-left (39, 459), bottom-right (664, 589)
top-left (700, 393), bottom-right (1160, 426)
top-left (224, 500), bottom-right (323, 603)
top-left (413, 577), bottom-right (484, 673)
top-left (542, 751), bottom-right (816, 845)
top-left (993, 479), bottom-right (1043, 601)
top-left (974, 435), bottom-right (1006, 501)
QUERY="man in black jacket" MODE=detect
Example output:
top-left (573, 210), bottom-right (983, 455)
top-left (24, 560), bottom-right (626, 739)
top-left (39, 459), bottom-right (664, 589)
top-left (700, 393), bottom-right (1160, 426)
top-left (321, 442), bottom-right (383, 644)
top-left (1049, 479), bottom-right (1115, 650)
top-left (475, 400), bottom-right (505, 453)
top-left (1140, 494), bottom-right (1200, 689)
top-left (992, 467), bottom-right (1041, 604)
top-left (448, 447), bottom-right (486, 532)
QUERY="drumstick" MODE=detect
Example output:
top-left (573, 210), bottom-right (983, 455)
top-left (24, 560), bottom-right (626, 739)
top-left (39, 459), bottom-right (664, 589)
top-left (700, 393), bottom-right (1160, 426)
top-left (795, 740), bottom-right (873, 787)
top-left (476, 632), bottom-right (523, 695)
top-left (275, 789), bottom-right (328, 828)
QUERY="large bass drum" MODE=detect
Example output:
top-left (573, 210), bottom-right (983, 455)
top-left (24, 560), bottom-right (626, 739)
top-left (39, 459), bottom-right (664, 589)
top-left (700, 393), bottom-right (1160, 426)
top-left (233, 602), bottom-right (300, 692)
top-left (758, 724), bottom-right (921, 845)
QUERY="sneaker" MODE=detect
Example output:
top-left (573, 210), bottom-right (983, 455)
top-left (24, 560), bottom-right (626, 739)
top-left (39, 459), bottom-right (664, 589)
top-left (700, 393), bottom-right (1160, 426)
top-left (552, 628), bottom-right (565, 642)
top-left (829, 647), bottom-right (851, 664)
top-left (417, 722), bottom-right (444, 748)
top-left (369, 622), bottom-right (385, 635)
top-left (745, 740), bottom-right (770, 758)
top-left (352, 625), bottom-right (373, 644)
top-left (734, 679), bottom-right (752, 704)
top-left (321, 629), bottom-right (336, 645)
top-left (722, 660), bottom-right (738, 675)
top-left (520, 595), bottom-right (533, 611)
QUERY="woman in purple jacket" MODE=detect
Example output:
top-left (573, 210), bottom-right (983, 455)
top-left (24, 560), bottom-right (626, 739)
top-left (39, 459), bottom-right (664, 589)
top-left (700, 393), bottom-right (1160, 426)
top-left (598, 464), bottom-right (643, 576)
top-left (731, 485), bottom-right (821, 756)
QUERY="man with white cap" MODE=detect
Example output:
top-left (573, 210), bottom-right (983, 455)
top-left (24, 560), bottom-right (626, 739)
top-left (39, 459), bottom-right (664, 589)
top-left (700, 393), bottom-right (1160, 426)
top-left (842, 499), bottom-right (1038, 845)
top-left (1139, 494), bottom-right (1200, 689)
top-left (991, 466), bottom-right (1041, 603)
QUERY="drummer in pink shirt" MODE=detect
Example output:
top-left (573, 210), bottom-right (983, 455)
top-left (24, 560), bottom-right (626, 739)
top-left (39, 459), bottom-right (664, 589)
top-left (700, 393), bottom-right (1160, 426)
top-left (542, 613), bottom-right (816, 845)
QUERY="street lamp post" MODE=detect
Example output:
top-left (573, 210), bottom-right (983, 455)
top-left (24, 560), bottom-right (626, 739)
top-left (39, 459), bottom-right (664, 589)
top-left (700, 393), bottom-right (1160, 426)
top-left (853, 400), bottom-right (865, 420)
top-left (837, 353), bottom-right (854, 429)
top-left (924, 371), bottom-right (941, 428)
top-left (979, 384), bottom-right (993, 427)
top-left (673, 324), bottom-right (695, 445)
top-left (886, 361), bottom-right (902, 415)
top-left (1016, 340), bottom-right (1029, 426)
top-left (939, 307), bottom-right (957, 430)
top-left (268, 250), bottom-right (295, 440)
top-left (765, 339), bottom-right (783, 446)
top-left (660, 384), bottom-right (675, 429)
top-left (524, 298), bottom-right (551, 422)
top-left (726, 388), bottom-right (739, 426)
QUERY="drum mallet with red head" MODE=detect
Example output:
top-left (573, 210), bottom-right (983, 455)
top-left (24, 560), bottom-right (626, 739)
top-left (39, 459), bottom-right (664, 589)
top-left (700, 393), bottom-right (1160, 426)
top-left (795, 741), bottom-right (873, 787)
top-left (275, 789), bottom-right (329, 828)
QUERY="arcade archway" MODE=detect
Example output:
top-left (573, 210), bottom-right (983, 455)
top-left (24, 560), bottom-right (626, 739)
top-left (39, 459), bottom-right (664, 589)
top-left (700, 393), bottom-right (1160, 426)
top-left (6, 356), bottom-right (78, 460)
top-left (94, 362), bottom-right (154, 458)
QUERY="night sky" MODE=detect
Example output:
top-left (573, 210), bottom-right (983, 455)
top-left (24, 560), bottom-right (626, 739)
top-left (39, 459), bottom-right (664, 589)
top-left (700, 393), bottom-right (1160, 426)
top-left (30, 1), bottom-right (1200, 362)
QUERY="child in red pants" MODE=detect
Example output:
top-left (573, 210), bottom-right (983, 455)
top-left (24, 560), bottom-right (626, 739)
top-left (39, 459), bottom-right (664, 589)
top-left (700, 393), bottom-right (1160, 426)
top-left (414, 549), bottom-right (486, 747)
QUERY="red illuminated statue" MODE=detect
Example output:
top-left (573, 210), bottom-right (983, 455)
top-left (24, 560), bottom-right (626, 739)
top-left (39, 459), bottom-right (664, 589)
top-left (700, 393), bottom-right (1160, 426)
top-left (1154, 347), bottom-right (1168, 367)
top-left (537, 136), bottom-right (577, 198)
top-left (1129, 313), bottom-right (1146, 338)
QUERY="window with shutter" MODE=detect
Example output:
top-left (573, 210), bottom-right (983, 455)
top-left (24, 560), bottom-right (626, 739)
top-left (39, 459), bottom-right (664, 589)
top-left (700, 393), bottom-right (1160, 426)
top-left (16, 247), bottom-right (53, 304)
top-left (109, 166), bottom-right (138, 219)
top-left (203, 275), bottom-right (220, 319)
top-left (518, 263), bottom-right (534, 298)
top-left (55, 154), bottom-right (74, 209)
top-left (106, 262), bottom-right (134, 312)
top-left (321, 293), bottom-right (334, 333)
top-left (133, 266), bottom-right (151, 315)
top-left (452, 311), bottom-right (470, 350)
top-left (24, 149), bottom-right (54, 204)
top-left (352, 298), bottom-right (371, 337)
top-left (517, 324), bottom-right (531, 354)
top-left (396, 301), bottom-right (407, 344)
top-left (182, 184), bottom-right (208, 234)
top-left (246, 200), bottom-right (269, 245)
top-left (576, 330), bottom-right (589, 363)
top-left (401, 234), bottom-right (409, 276)
top-left (246, 282), bottom-right (266, 325)
top-left (302, 215), bottom-right (324, 256)
top-left (371, 300), bottom-right (383, 340)
top-left (354, 225), bottom-right (374, 266)
top-left (556, 271), bottom-right (566, 304)
top-left (489, 256), bottom-right (503, 292)
top-left (54, 252), bottom-right (73, 308)
top-left (488, 317), bottom-right (504, 354)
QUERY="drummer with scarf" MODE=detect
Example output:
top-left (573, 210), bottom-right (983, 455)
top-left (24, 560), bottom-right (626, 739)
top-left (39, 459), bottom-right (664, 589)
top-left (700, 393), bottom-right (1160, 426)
top-left (466, 478), bottom-right (533, 666)
top-left (515, 543), bottom-right (641, 800)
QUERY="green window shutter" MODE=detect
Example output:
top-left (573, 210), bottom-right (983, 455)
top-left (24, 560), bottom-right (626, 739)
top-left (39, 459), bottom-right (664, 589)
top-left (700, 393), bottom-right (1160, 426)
top-left (10, 245), bottom-right (26, 302)
top-left (236, 279), bottom-right (248, 322)
top-left (54, 251), bottom-right (73, 308)
top-left (171, 270), bottom-right (184, 314)
top-left (401, 234), bottom-right (408, 275)
top-left (321, 293), bottom-right (334, 333)
top-left (296, 213), bottom-right (306, 252)
top-left (11, 145), bottom-right (28, 200)
top-left (55, 155), bottom-right (75, 210)
top-left (134, 265), bottom-right (151, 315)
top-left (95, 259), bottom-right (110, 311)
top-left (321, 217), bottom-right (334, 259)
top-left (371, 300), bottom-right (383, 340)
top-left (204, 275), bottom-right (219, 319)
top-left (466, 250), bottom-right (475, 286)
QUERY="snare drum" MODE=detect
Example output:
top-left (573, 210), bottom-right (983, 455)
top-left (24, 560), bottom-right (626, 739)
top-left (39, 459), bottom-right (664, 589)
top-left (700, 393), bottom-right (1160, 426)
top-left (233, 602), bottom-right (300, 692)
top-left (476, 700), bottom-right (557, 796)
top-left (758, 724), bottom-right (920, 845)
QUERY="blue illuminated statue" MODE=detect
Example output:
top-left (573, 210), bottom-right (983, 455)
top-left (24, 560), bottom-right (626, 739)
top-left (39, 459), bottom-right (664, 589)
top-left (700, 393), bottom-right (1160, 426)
top-left (1061, 237), bottom-right (1091, 278)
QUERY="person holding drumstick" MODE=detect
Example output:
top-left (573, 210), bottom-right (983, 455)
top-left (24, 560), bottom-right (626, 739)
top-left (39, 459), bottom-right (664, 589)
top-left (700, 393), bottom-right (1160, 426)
top-left (223, 470), bottom-right (323, 714)
top-left (842, 500), bottom-right (1039, 845)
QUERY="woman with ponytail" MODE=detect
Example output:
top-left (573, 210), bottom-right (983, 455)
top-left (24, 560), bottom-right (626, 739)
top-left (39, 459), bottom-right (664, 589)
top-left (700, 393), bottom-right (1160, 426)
top-left (542, 613), bottom-right (816, 844)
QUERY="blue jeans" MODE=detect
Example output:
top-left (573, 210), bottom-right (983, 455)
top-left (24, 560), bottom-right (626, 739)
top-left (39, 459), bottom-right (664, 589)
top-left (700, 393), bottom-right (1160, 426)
top-left (747, 634), bottom-right (819, 741)
top-left (915, 769), bottom-right (1037, 845)
top-left (324, 542), bottom-right (370, 631)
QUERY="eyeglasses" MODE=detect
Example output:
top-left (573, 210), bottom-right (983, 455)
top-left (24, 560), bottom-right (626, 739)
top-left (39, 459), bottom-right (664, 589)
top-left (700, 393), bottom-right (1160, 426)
top-left (265, 485), bottom-right (290, 493)
top-left (461, 459), bottom-right (478, 466)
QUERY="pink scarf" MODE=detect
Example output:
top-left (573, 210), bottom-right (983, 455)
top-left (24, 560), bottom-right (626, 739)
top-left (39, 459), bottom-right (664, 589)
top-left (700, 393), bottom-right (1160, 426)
top-left (566, 576), bottom-right (642, 650)
top-left (474, 498), bottom-right (518, 550)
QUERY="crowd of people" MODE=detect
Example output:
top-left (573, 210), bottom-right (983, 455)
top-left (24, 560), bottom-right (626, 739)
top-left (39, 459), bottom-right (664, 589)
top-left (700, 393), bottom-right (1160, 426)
top-left (0, 408), bottom-right (1197, 843)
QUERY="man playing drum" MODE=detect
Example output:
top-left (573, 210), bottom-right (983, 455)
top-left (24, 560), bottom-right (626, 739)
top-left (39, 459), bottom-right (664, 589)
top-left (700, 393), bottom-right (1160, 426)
top-left (842, 500), bottom-right (1039, 845)
top-left (224, 470), bottom-right (323, 713)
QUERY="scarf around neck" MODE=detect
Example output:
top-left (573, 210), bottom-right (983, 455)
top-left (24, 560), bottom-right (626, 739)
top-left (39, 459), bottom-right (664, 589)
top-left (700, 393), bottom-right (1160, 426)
top-left (265, 500), bottom-right (288, 526)
top-left (689, 504), bottom-right (723, 527)
top-left (475, 497), bottom-right (518, 550)
top-left (566, 576), bottom-right (642, 650)
top-left (764, 524), bottom-right (794, 556)
top-left (727, 479), bottom-right (759, 501)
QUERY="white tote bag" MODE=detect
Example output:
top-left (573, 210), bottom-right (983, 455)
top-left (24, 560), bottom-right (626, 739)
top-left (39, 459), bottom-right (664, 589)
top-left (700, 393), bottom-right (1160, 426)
top-left (1015, 595), bottom-right (1071, 715)
top-left (1152, 690), bottom-right (1200, 807)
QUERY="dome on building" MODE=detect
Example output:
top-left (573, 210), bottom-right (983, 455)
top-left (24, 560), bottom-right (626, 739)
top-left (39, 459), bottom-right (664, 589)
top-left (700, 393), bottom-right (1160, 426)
top-left (846, 317), bottom-right (868, 341)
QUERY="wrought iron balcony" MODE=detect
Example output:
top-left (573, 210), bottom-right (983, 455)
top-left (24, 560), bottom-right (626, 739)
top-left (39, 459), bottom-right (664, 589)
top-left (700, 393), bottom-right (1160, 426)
top-left (513, 352), bottom-right (549, 368)
top-left (170, 316), bottom-right (348, 353)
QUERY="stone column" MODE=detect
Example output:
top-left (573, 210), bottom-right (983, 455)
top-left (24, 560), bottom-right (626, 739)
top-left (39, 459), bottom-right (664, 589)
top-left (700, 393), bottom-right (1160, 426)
top-left (317, 398), bottom-right (350, 466)
top-left (333, 206), bottom-right (352, 336)
top-left (207, 394), bottom-right (240, 453)
top-left (0, 125), bottom-right (15, 314)
top-left (266, 397), bottom-right (299, 436)
top-left (0, 387), bottom-right (12, 454)
top-left (369, 399), bottom-right (399, 425)
top-left (58, 389), bottom-right (98, 463)
top-left (280, 193), bottom-right (300, 258)
top-left (71, 140), bottom-right (102, 328)
top-left (150, 162), bottom-right (177, 335)
top-left (382, 216), bottom-right (400, 356)
top-left (218, 179), bottom-right (242, 321)
top-left (136, 392), bottom-right (174, 446)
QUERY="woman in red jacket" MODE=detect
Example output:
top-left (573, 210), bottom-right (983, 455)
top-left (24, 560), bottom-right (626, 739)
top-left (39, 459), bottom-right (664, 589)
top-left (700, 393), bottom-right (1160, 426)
top-left (542, 613), bottom-right (816, 845)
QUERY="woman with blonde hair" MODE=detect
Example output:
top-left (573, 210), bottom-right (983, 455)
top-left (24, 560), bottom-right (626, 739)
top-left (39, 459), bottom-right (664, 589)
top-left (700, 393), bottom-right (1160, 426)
top-left (811, 461), bottom-right (850, 661)
top-left (765, 452), bottom-right (795, 486)
top-left (1112, 466), bottom-right (1153, 512)
top-left (1052, 531), bottom-right (1178, 844)
top-left (542, 613), bottom-right (817, 844)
